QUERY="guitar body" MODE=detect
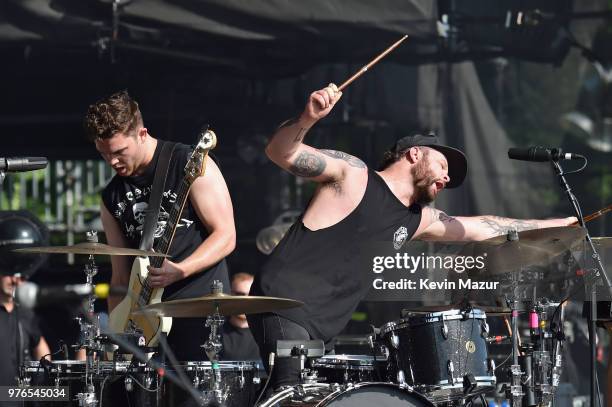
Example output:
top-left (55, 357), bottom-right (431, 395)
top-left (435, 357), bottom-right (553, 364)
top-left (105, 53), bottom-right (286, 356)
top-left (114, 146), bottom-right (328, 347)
top-left (108, 256), bottom-right (172, 346)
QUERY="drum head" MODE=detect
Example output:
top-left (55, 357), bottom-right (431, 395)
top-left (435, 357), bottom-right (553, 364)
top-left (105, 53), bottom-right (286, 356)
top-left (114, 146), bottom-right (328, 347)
top-left (322, 383), bottom-right (434, 407)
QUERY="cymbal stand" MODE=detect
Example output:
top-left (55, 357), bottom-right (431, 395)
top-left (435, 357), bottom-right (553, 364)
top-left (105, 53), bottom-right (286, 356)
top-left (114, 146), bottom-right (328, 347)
top-left (551, 158), bottom-right (610, 407)
top-left (505, 230), bottom-right (524, 407)
top-left (74, 231), bottom-right (101, 407)
top-left (508, 298), bottom-right (523, 407)
top-left (202, 280), bottom-right (227, 406)
top-left (530, 300), bottom-right (554, 405)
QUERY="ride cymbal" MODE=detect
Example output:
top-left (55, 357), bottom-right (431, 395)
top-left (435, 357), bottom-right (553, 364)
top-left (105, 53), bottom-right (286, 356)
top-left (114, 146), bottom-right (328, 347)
top-left (465, 226), bottom-right (586, 274)
top-left (15, 242), bottom-right (169, 257)
top-left (133, 293), bottom-right (303, 317)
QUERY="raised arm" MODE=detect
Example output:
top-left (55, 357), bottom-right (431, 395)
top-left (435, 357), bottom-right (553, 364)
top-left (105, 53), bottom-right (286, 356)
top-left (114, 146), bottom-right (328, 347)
top-left (414, 206), bottom-right (578, 241)
top-left (266, 84), bottom-right (365, 182)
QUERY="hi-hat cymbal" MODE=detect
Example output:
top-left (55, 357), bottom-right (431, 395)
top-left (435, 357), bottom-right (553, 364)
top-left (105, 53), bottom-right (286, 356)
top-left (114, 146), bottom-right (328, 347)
top-left (132, 293), bottom-right (303, 318)
top-left (465, 226), bottom-right (586, 274)
top-left (15, 242), bottom-right (169, 257)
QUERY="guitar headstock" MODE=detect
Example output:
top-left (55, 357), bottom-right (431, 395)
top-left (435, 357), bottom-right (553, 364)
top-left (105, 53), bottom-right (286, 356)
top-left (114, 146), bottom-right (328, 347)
top-left (184, 126), bottom-right (217, 184)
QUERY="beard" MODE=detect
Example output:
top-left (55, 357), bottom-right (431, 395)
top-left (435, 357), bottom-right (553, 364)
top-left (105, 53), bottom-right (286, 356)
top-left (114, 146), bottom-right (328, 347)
top-left (411, 159), bottom-right (438, 205)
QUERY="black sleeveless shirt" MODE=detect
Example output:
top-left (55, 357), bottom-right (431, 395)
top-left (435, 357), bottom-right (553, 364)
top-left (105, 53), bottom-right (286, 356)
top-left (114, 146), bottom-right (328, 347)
top-left (252, 169), bottom-right (422, 341)
top-left (101, 140), bottom-right (229, 300)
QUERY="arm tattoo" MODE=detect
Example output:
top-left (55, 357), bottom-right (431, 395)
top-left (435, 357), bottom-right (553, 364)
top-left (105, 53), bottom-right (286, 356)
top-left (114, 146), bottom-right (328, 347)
top-left (320, 149), bottom-right (366, 168)
top-left (277, 117), bottom-right (309, 143)
top-left (278, 117), bottom-right (298, 129)
top-left (294, 127), bottom-right (308, 143)
top-left (430, 208), bottom-right (457, 224)
top-left (480, 216), bottom-right (539, 235)
top-left (289, 151), bottom-right (326, 178)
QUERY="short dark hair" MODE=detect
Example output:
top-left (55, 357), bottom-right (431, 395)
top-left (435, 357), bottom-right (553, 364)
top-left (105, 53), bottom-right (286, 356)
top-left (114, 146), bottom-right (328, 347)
top-left (379, 146), bottom-right (430, 170)
top-left (83, 90), bottom-right (142, 142)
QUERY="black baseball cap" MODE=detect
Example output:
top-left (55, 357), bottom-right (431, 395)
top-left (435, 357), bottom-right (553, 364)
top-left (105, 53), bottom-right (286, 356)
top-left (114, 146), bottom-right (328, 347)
top-left (392, 133), bottom-right (467, 188)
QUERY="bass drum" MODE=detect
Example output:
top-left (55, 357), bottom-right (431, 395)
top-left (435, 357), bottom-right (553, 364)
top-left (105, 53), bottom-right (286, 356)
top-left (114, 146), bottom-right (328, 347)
top-left (260, 382), bottom-right (435, 407)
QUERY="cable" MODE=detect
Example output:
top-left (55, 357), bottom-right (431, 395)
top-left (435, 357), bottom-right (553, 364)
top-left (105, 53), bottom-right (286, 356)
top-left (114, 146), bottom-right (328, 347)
top-left (98, 374), bottom-right (111, 407)
top-left (254, 352), bottom-right (275, 406)
top-left (495, 353), bottom-right (513, 372)
top-left (595, 363), bottom-right (603, 407)
top-left (128, 374), bottom-right (159, 393)
top-left (561, 156), bottom-right (588, 175)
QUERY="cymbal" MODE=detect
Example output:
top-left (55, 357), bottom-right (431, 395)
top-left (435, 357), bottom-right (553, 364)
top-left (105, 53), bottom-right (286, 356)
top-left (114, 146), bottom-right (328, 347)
top-left (465, 226), bottom-right (586, 274)
top-left (132, 293), bottom-right (304, 318)
top-left (401, 304), bottom-right (512, 316)
top-left (15, 242), bottom-right (169, 257)
top-left (592, 237), bottom-right (612, 249)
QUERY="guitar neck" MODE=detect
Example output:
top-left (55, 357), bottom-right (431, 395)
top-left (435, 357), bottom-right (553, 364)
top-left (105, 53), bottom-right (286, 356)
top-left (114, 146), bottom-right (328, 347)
top-left (150, 178), bottom-right (192, 268)
top-left (139, 178), bottom-right (192, 306)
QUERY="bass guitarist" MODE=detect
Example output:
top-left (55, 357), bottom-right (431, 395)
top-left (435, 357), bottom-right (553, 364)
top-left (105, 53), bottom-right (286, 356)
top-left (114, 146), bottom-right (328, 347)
top-left (84, 90), bottom-right (236, 361)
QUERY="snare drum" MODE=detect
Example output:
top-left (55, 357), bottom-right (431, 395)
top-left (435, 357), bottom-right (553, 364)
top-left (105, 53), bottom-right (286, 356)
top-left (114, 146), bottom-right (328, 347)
top-left (381, 309), bottom-right (496, 401)
top-left (163, 361), bottom-right (259, 407)
top-left (260, 382), bottom-right (435, 407)
top-left (310, 354), bottom-right (387, 384)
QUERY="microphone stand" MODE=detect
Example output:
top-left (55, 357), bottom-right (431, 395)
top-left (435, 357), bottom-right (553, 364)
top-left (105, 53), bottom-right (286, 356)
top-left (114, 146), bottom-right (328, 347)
top-left (550, 159), bottom-right (610, 407)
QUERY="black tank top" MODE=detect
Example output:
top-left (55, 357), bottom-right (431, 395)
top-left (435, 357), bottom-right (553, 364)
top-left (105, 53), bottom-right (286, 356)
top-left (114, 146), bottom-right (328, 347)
top-left (102, 140), bottom-right (229, 300)
top-left (252, 169), bottom-right (422, 341)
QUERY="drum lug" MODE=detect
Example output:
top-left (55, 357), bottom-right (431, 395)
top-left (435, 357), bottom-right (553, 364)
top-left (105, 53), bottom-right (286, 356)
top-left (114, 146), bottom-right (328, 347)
top-left (441, 323), bottom-right (448, 339)
top-left (397, 369), bottom-right (406, 385)
top-left (481, 321), bottom-right (490, 338)
top-left (239, 367), bottom-right (245, 389)
top-left (447, 360), bottom-right (455, 385)
top-left (488, 358), bottom-right (496, 375)
top-left (391, 332), bottom-right (400, 349)
top-left (144, 375), bottom-right (153, 389)
top-left (124, 376), bottom-right (134, 392)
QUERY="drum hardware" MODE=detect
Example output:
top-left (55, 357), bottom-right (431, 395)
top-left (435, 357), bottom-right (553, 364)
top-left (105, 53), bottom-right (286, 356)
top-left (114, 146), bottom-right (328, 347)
top-left (482, 321), bottom-right (490, 338)
top-left (76, 232), bottom-right (103, 407)
top-left (488, 359), bottom-right (496, 375)
top-left (396, 369), bottom-right (407, 386)
top-left (508, 299), bottom-right (525, 407)
top-left (202, 280), bottom-right (230, 406)
top-left (124, 376), bottom-right (134, 392)
top-left (447, 361), bottom-right (455, 385)
top-left (133, 282), bottom-right (303, 406)
top-left (310, 354), bottom-right (388, 385)
top-left (163, 361), bottom-right (259, 407)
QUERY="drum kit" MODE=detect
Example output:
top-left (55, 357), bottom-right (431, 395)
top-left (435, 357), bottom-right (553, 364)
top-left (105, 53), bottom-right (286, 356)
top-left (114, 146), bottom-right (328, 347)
top-left (13, 226), bottom-right (611, 406)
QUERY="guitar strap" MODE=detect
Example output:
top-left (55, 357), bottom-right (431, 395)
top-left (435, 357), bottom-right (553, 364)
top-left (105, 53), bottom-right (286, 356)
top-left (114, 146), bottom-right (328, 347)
top-left (139, 141), bottom-right (177, 251)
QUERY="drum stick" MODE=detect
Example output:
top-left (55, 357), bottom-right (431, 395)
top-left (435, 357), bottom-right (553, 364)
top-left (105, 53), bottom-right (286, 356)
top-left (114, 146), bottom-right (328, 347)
top-left (338, 35), bottom-right (408, 92)
top-left (570, 203), bottom-right (611, 226)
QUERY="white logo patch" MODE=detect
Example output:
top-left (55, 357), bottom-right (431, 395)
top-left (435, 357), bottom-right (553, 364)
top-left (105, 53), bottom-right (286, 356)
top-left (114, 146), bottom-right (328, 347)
top-left (393, 226), bottom-right (408, 250)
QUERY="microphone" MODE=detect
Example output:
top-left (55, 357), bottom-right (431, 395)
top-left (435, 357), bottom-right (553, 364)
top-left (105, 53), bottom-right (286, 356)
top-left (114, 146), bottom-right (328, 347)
top-left (0, 157), bottom-right (48, 172)
top-left (15, 282), bottom-right (126, 309)
top-left (508, 147), bottom-right (584, 162)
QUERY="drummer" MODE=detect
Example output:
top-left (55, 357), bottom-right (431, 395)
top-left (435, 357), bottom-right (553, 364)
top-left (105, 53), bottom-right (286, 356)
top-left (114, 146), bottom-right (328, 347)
top-left (249, 83), bottom-right (579, 389)
top-left (0, 273), bottom-right (51, 389)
